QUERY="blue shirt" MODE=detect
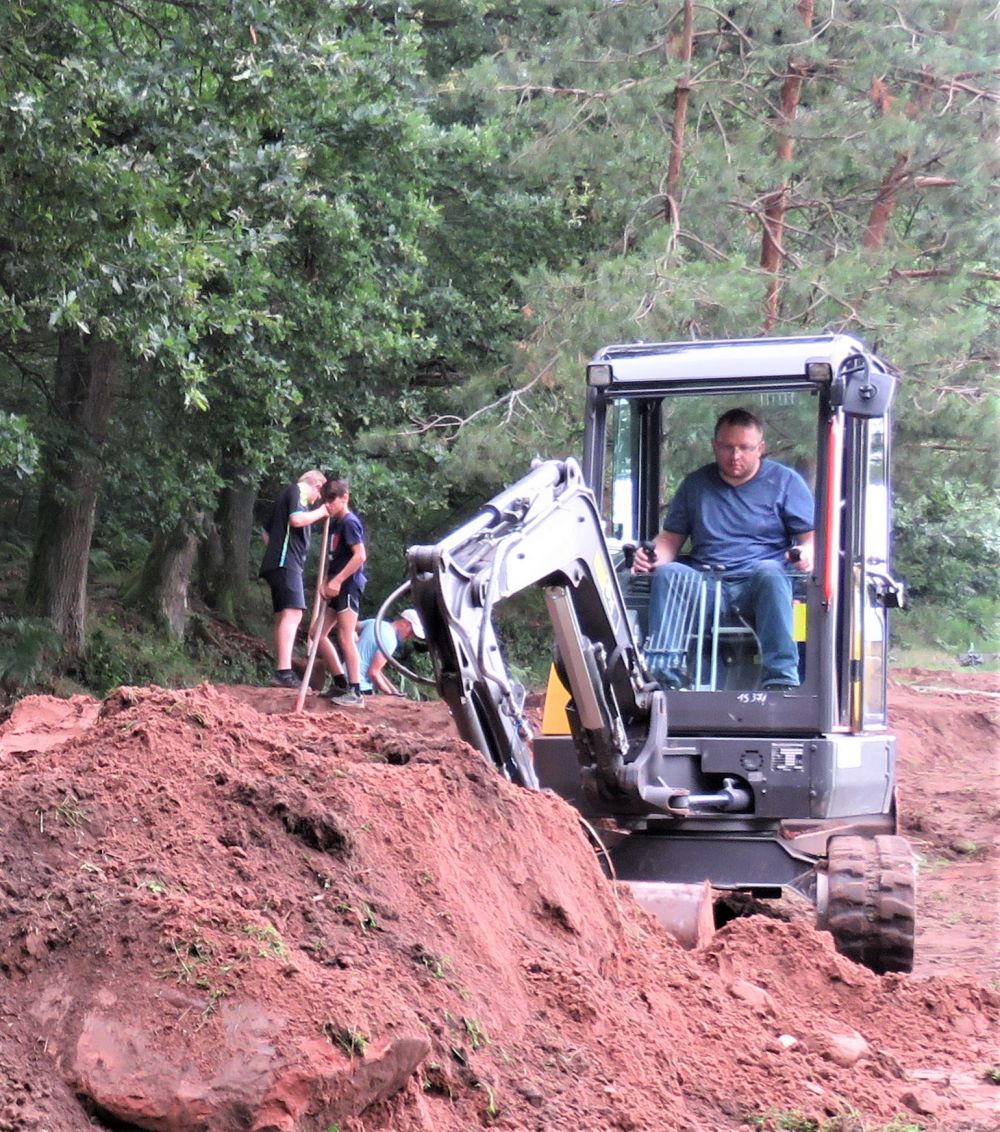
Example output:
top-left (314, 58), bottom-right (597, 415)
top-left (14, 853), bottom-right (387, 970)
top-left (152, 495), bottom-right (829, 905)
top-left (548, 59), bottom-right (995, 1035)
top-left (357, 619), bottom-right (398, 692)
top-left (327, 511), bottom-right (367, 590)
top-left (663, 459), bottom-right (814, 575)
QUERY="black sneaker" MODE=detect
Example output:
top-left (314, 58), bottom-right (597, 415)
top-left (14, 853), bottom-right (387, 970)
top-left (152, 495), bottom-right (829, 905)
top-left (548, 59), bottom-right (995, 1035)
top-left (321, 682), bottom-right (349, 700)
top-left (329, 689), bottom-right (364, 708)
top-left (268, 670), bottom-right (299, 689)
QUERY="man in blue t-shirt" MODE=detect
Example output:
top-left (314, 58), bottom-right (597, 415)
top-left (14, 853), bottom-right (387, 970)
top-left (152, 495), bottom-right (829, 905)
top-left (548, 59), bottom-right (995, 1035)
top-left (356, 609), bottom-right (425, 695)
top-left (633, 408), bottom-right (814, 689)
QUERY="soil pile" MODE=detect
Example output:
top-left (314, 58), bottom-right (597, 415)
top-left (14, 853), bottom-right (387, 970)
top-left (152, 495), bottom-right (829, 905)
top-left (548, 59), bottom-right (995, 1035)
top-left (0, 673), bottom-right (997, 1132)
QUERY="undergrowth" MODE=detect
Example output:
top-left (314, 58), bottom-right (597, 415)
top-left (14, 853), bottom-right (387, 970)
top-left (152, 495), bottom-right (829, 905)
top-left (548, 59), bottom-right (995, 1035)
top-left (0, 536), bottom-right (993, 715)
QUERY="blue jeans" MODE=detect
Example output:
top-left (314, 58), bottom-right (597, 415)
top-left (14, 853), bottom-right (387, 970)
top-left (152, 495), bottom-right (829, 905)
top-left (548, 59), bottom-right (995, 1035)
top-left (647, 560), bottom-right (800, 687)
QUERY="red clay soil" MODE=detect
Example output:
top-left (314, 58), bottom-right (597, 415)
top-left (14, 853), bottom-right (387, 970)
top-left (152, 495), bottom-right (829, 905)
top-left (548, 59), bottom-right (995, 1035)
top-left (0, 669), bottom-right (997, 1132)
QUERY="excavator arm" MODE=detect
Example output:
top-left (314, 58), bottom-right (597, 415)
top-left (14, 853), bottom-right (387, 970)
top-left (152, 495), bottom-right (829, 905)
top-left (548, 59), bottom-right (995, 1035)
top-left (405, 458), bottom-right (673, 809)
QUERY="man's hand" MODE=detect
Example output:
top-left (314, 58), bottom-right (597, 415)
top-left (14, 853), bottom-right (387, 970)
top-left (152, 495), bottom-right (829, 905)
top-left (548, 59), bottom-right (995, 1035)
top-left (325, 578), bottom-right (342, 598)
top-left (632, 530), bottom-right (683, 573)
top-left (789, 533), bottom-right (815, 573)
top-left (632, 544), bottom-right (656, 574)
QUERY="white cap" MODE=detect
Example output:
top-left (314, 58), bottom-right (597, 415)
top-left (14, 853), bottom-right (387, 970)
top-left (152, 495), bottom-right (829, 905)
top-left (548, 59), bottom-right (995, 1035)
top-left (399, 608), bottom-right (425, 641)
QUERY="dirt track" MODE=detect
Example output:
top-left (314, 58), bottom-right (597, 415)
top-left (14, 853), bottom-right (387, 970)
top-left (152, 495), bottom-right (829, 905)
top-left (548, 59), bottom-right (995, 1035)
top-left (0, 669), bottom-right (997, 1131)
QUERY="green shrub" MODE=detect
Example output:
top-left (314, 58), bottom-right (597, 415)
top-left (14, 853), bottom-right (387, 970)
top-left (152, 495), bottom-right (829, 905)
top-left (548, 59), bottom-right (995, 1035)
top-left (0, 616), bottom-right (63, 691)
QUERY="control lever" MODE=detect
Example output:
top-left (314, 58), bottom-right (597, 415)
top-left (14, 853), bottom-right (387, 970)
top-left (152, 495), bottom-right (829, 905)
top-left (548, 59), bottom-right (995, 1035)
top-left (622, 540), bottom-right (657, 570)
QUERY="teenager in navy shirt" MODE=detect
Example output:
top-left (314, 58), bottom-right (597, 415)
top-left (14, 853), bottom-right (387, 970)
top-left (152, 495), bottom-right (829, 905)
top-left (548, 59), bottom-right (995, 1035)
top-left (315, 479), bottom-right (368, 707)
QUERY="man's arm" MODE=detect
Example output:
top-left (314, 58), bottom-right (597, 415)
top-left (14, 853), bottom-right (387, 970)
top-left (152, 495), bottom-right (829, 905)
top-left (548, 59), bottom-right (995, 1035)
top-left (782, 466), bottom-right (815, 573)
top-left (792, 530), bottom-right (815, 573)
top-left (367, 649), bottom-right (400, 695)
top-left (633, 529), bottom-right (686, 573)
top-left (289, 504), bottom-right (328, 528)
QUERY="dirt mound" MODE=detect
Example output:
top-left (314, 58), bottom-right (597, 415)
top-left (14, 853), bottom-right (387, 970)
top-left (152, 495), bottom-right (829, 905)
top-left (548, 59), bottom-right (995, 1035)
top-left (0, 676), bottom-right (997, 1131)
top-left (890, 668), bottom-right (1000, 983)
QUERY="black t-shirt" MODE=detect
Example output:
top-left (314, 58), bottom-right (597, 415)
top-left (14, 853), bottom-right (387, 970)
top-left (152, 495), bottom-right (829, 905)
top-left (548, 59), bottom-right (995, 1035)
top-left (259, 482), bottom-right (313, 575)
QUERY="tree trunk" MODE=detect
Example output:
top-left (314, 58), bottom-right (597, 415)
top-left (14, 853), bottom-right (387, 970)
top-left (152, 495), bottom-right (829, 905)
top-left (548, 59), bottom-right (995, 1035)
top-left (760, 0), bottom-right (815, 331)
top-left (24, 332), bottom-right (119, 653)
top-left (664, 0), bottom-right (695, 226)
top-left (125, 516), bottom-right (203, 640)
top-left (863, 151), bottom-right (910, 250)
top-left (202, 471), bottom-right (258, 620)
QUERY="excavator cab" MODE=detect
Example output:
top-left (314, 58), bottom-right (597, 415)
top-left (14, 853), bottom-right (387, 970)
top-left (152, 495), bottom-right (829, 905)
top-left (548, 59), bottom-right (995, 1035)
top-left (404, 335), bottom-right (915, 973)
top-left (581, 337), bottom-right (899, 726)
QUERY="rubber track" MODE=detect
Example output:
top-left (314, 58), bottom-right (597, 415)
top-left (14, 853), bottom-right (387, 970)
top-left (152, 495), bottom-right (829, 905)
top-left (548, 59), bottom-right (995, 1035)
top-left (825, 834), bottom-right (916, 974)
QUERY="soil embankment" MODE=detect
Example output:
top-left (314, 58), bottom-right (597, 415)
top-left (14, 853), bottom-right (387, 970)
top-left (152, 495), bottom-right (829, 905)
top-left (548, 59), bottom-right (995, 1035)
top-left (0, 669), bottom-right (997, 1130)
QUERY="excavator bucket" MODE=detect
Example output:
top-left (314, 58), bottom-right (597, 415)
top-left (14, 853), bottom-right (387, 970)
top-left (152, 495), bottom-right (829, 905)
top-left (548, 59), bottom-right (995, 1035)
top-left (624, 879), bottom-right (715, 950)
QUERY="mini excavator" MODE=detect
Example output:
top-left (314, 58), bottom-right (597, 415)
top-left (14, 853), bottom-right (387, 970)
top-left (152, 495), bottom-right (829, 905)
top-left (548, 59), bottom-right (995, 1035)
top-left (396, 336), bottom-right (915, 974)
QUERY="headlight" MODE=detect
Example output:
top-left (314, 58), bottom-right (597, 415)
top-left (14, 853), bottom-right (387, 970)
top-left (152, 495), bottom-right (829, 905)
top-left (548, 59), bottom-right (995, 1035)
top-left (587, 364), bottom-right (613, 387)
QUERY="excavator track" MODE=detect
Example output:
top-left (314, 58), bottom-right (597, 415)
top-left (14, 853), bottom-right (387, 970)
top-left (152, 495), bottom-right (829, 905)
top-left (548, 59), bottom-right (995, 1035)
top-left (821, 834), bottom-right (915, 974)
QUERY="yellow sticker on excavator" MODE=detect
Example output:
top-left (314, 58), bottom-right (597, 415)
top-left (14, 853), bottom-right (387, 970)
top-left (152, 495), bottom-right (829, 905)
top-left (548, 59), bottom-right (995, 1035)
top-left (541, 665), bottom-right (571, 735)
top-left (793, 600), bottom-right (807, 642)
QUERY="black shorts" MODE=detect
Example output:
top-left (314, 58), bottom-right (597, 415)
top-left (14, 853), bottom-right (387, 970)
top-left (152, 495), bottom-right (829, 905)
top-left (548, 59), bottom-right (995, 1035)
top-left (327, 584), bottom-right (361, 615)
top-left (262, 567), bottom-right (305, 613)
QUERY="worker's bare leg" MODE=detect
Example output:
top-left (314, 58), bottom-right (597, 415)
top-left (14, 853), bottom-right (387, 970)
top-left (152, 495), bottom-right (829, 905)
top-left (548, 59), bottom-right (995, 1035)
top-left (274, 608), bottom-right (303, 671)
top-left (316, 608), bottom-right (345, 676)
top-left (336, 608), bottom-right (361, 686)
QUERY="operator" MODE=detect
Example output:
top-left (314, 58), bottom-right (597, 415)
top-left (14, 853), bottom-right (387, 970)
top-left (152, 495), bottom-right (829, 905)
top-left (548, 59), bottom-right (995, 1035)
top-left (633, 407), bottom-right (814, 690)
top-left (356, 609), bottom-right (425, 696)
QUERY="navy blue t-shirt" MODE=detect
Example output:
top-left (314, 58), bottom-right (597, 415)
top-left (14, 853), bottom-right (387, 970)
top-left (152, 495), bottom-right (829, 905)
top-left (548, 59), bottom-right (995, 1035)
top-left (327, 511), bottom-right (367, 591)
top-left (663, 459), bottom-right (814, 574)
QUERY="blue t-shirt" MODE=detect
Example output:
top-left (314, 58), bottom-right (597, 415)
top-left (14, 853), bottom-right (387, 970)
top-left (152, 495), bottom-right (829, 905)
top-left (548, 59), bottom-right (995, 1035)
top-left (327, 511), bottom-right (367, 591)
top-left (357, 619), bottom-right (398, 692)
top-left (663, 459), bottom-right (814, 575)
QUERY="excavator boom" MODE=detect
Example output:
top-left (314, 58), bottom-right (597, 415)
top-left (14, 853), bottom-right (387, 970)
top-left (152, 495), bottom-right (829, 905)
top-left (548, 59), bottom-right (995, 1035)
top-left (406, 458), bottom-right (663, 799)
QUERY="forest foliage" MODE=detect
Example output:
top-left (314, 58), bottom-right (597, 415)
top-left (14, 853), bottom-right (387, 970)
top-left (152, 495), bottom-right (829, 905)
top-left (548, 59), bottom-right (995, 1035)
top-left (0, 0), bottom-right (996, 692)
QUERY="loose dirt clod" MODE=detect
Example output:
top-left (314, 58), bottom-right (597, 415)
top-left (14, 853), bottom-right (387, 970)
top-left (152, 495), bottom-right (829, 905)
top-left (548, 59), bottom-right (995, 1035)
top-left (0, 672), bottom-right (997, 1131)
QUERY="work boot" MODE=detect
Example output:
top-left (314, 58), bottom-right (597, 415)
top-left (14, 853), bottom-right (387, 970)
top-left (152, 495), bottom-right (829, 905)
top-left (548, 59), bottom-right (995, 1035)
top-left (649, 667), bottom-right (685, 690)
top-left (268, 670), bottom-right (299, 689)
top-left (329, 689), bottom-right (364, 708)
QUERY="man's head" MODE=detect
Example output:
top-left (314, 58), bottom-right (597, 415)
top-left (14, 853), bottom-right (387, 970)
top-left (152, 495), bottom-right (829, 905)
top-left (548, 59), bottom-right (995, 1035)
top-left (396, 608), bottom-right (425, 642)
top-left (321, 478), bottom-right (350, 517)
top-left (712, 408), bottom-right (765, 486)
top-left (298, 469), bottom-right (326, 504)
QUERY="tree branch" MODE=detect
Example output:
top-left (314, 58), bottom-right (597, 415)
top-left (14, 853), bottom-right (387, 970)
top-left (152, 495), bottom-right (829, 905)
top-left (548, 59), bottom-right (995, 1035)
top-left (400, 350), bottom-right (566, 440)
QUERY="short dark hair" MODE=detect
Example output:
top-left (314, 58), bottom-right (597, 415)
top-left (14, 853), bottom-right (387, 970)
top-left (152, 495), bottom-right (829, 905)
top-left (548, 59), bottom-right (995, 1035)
top-left (321, 478), bottom-right (350, 501)
top-left (714, 408), bottom-right (763, 437)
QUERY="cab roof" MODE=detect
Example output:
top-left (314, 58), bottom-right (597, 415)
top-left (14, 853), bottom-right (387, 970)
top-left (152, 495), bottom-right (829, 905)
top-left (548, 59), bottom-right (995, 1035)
top-left (588, 333), bottom-right (884, 387)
